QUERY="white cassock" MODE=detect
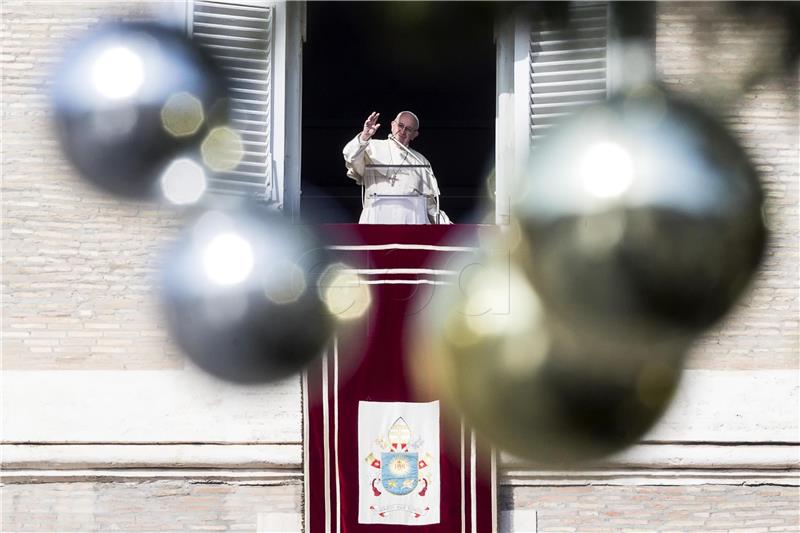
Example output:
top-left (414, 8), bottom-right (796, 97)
top-left (343, 134), bottom-right (451, 224)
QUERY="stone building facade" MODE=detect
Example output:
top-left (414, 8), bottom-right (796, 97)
top-left (2, 1), bottom-right (797, 531)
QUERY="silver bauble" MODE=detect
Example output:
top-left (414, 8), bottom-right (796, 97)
top-left (514, 88), bottom-right (766, 342)
top-left (160, 202), bottom-right (333, 383)
top-left (52, 22), bottom-right (228, 198)
top-left (409, 237), bottom-right (685, 463)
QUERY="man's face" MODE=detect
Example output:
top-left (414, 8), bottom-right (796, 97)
top-left (391, 113), bottom-right (419, 147)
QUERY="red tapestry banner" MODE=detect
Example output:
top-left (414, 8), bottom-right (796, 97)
top-left (305, 224), bottom-right (496, 533)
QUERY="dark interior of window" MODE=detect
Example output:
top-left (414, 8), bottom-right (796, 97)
top-left (301, 1), bottom-right (496, 224)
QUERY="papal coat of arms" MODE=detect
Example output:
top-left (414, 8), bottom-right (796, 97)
top-left (363, 416), bottom-right (435, 519)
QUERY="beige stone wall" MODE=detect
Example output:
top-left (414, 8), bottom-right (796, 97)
top-left (508, 484), bottom-right (800, 532)
top-left (655, 2), bottom-right (800, 370)
top-left (2, 0), bottom-right (185, 371)
top-left (4, 482), bottom-right (799, 532)
top-left (1, 480), bottom-right (302, 532)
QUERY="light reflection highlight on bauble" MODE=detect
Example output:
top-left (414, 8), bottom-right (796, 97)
top-left (91, 45), bottom-right (143, 100)
top-left (202, 232), bottom-right (254, 286)
top-left (580, 141), bottom-right (634, 200)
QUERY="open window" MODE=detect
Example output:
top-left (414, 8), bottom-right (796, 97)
top-left (185, 1), bottom-right (633, 226)
top-left (300, 2), bottom-right (497, 224)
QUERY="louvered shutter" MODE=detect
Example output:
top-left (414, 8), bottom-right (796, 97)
top-left (190, 0), bottom-right (273, 198)
top-left (529, 2), bottom-right (608, 145)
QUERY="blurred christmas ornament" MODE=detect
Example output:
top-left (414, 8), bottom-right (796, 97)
top-left (514, 87), bottom-right (766, 342)
top-left (409, 240), bottom-right (686, 463)
top-left (51, 22), bottom-right (228, 198)
top-left (160, 201), bottom-right (333, 383)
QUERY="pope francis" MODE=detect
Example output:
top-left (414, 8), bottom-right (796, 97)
top-left (343, 111), bottom-right (450, 224)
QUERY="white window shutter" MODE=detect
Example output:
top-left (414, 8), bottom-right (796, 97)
top-left (529, 2), bottom-right (609, 145)
top-left (190, 0), bottom-right (274, 199)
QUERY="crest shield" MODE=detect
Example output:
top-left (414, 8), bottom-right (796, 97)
top-left (381, 452), bottom-right (418, 495)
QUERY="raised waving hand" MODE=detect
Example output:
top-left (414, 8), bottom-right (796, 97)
top-left (359, 111), bottom-right (381, 142)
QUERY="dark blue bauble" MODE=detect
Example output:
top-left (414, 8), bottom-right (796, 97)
top-left (160, 201), bottom-right (334, 384)
top-left (52, 22), bottom-right (228, 198)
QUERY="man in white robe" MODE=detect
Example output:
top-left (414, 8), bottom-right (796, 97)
top-left (343, 111), bottom-right (450, 224)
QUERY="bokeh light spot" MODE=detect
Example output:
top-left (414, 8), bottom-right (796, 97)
top-left (319, 263), bottom-right (371, 321)
top-left (264, 261), bottom-right (307, 305)
top-left (203, 233), bottom-right (254, 286)
top-left (92, 46), bottom-right (143, 100)
top-left (464, 263), bottom-right (540, 337)
top-left (160, 157), bottom-right (207, 205)
top-left (161, 91), bottom-right (205, 137)
top-left (201, 126), bottom-right (244, 171)
top-left (580, 142), bottom-right (634, 199)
